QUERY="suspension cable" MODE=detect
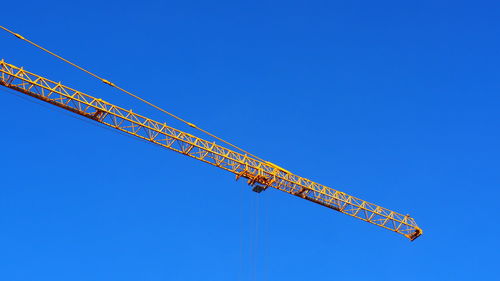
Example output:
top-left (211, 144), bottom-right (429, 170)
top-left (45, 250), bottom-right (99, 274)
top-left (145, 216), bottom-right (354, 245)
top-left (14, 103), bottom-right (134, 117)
top-left (0, 25), bottom-right (266, 162)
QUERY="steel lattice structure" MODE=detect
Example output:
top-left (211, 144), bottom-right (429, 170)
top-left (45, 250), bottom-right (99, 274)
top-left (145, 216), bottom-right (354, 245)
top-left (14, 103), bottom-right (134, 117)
top-left (0, 59), bottom-right (422, 240)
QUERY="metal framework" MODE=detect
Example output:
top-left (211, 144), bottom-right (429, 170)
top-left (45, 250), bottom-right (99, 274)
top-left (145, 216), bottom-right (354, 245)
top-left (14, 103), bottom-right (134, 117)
top-left (0, 59), bottom-right (422, 240)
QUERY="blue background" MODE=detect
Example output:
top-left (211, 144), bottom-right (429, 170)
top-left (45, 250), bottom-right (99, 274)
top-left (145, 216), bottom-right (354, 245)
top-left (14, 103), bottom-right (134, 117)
top-left (1, 1), bottom-right (498, 280)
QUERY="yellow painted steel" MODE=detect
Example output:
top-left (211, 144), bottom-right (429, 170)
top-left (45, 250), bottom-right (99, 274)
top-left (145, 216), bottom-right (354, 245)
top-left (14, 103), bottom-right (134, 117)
top-left (0, 59), bottom-right (422, 240)
top-left (0, 25), bottom-right (268, 164)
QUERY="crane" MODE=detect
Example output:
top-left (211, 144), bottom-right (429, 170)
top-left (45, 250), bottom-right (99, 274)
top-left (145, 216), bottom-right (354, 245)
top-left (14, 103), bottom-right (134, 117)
top-left (0, 19), bottom-right (422, 242)
top-left (0, 59), bottom-right (422, 240)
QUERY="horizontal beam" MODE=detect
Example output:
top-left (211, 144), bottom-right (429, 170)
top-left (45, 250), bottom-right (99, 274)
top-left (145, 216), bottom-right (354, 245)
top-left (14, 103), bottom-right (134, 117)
top-left (0, 59), bottom-right (422, 240)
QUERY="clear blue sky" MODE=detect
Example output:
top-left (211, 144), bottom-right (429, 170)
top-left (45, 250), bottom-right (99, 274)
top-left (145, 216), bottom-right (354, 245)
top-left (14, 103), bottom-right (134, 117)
top-left (0, 1), bottom-right (498, 280)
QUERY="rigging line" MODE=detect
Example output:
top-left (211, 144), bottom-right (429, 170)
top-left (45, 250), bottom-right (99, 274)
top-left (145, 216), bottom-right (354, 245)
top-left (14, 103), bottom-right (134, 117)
top-left (0, 25), bottom-right (267, 162)
top-left (254, 194), bottom-right (259, 281)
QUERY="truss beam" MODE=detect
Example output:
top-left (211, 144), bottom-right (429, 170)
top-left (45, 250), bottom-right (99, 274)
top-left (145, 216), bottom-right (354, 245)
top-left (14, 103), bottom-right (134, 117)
top-left (0, 59), bottom-right (422, 240)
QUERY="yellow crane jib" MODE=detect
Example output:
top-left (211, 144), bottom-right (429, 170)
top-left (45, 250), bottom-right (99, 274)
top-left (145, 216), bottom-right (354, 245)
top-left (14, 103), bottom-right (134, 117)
top-left (0, 59), bottom-right (422, 241)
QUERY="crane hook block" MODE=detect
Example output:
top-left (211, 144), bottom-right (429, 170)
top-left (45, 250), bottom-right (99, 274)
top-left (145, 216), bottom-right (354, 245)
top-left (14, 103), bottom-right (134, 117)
top-left (252, 184), bottom-right (268, 193)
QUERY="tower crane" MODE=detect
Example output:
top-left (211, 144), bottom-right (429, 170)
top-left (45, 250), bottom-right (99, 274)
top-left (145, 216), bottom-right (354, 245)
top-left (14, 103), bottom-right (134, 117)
top-left (0, 60), bottom-right (422, 240)
top-left (0, 29), bottom-right (422, 241)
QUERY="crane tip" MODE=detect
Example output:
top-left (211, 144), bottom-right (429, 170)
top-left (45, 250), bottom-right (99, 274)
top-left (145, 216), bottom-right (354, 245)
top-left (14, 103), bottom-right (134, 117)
top-left (408, 228), bottom-right (423, 241)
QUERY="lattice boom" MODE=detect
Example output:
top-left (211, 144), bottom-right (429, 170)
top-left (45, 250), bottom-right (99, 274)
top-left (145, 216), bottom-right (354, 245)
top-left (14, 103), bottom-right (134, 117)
top-left (0, 59), bottom-right (422, 240)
